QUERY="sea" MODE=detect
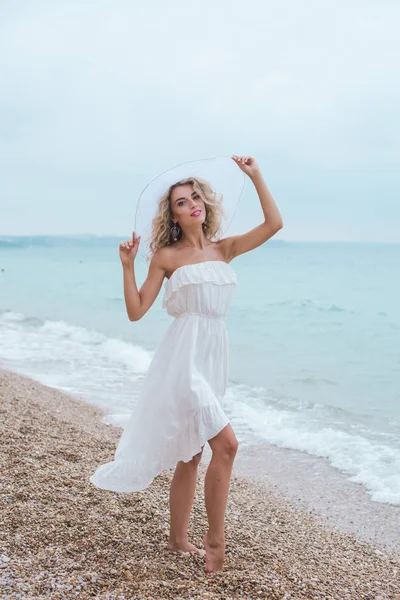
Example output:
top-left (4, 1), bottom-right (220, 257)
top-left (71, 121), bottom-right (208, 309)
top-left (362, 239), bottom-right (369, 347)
top-left (0, 236), bottom-right (399, 506)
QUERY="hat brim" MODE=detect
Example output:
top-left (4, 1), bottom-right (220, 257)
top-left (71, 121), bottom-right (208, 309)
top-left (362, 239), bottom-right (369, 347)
top-left (134, 155), bottom-right (246, 260)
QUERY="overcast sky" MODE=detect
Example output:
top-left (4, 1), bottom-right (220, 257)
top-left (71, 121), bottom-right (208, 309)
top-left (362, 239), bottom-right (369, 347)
top-left (0, 1), bottom-right (399, 241)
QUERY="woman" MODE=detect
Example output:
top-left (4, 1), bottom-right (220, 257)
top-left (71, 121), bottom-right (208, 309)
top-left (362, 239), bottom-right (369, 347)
top-left (90, 155), bottom-right (283, 573)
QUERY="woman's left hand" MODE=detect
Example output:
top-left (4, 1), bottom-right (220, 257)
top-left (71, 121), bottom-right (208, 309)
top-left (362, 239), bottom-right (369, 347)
top-left (231, 155), bottom-right (260, 178)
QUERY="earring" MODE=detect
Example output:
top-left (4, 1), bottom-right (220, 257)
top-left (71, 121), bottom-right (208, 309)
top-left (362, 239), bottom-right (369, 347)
top-left (170, 222), bottom-right (180, 241)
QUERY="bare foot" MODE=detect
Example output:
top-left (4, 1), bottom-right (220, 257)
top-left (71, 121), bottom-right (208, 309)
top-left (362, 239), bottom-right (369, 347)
top-left (203, 532), bottom-right (225, 573)
top-left (167, 539), bottom-right (206, 557)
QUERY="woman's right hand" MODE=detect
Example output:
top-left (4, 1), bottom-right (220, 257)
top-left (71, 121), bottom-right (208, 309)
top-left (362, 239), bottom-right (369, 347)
top-left (119, 232), bottom-right (141, 267)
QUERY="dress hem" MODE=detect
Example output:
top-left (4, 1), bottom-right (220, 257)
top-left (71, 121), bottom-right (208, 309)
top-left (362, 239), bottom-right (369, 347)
top-left (89, 406), bottom-right (230, 494)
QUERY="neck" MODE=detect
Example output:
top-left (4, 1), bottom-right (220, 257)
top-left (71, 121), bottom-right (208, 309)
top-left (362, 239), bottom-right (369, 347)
top-left (179, 229), bottom-right (209, 249)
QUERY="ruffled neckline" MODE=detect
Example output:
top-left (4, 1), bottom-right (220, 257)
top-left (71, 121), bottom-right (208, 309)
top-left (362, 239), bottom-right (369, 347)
top-left (165, 260), bottom-right (233, 285)
top-left (162, 260), bottom-right (236, 308)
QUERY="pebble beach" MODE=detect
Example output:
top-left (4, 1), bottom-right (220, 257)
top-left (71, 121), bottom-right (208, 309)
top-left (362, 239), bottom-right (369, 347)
top-left (1, 367), bottom-right (399, 600)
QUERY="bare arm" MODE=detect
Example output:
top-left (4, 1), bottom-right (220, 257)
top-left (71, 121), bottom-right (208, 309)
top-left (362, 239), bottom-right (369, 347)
top-left (222, 157), bottom-right (284, 261)
top-left (122, 263), bottom-right (140, 321)
top-left (119, 234), bottom-right (166, 321)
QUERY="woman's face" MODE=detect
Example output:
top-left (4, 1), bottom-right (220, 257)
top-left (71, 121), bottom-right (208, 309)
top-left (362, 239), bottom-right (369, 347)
top-left (170, 184), bottom-right (206, 228)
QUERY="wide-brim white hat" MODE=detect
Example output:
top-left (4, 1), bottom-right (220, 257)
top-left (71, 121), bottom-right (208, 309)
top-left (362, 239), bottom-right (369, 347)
top-left (134, 155), bottom-right (246, 260)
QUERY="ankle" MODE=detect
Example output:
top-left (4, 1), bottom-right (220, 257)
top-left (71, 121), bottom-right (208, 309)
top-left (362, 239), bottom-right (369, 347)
top-left (205, 531), bottom-right (225, 547)
top-left (168, 533), bottom-right (188, 545)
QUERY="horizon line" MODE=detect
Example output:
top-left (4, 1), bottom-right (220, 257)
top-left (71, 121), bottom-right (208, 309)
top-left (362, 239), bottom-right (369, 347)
top-left (0, 234), bottom-right (399, 244)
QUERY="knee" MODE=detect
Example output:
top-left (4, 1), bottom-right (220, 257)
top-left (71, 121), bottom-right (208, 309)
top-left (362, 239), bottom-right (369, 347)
top-left (216, 437), bottom-right (239, 461)
top-left (227, 436), bottom-right (239, 458)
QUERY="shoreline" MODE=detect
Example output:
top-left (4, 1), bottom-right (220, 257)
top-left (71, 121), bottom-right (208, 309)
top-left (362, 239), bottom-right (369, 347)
top-left (1, 367), bottom-right (399, 599)
top-left (232, 442), bottom-right (400, 559)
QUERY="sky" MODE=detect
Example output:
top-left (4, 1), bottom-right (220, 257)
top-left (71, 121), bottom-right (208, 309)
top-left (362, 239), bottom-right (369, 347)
top-left (0, 0), bottom-right (399, 241)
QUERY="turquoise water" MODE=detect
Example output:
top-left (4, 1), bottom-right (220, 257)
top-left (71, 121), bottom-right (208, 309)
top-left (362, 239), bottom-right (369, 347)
top-left (1, 236), bottom-right (399, 504)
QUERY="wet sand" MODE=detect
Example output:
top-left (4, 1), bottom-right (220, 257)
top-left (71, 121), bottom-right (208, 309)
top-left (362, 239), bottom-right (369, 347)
top-left (232, 442), bottom-right (400, 559)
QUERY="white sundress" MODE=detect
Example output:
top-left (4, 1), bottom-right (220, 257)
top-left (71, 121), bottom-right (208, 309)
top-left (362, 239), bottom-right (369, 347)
top-left (89, 260), bottom-right (237, 493)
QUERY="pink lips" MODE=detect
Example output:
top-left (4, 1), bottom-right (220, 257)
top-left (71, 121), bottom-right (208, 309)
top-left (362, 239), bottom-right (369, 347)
top-left (191, 210), bottom-right (201, 217)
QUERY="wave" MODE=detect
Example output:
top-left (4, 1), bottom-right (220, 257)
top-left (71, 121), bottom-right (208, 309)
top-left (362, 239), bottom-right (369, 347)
top-left (0, 310), bottom-right (152, 413)
top-left (225, 384), bottom-right (400, 505)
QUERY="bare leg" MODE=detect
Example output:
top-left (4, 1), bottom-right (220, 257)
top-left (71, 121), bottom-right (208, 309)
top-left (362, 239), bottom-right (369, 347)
top-left (203, 424), bottom-right (238, 573)
top-left (168, 447), bottom-right (205, 554)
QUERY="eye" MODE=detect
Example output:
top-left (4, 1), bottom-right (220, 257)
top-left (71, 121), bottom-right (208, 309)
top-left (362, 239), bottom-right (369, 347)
top-left (178, 201), bottom-right (185, 206)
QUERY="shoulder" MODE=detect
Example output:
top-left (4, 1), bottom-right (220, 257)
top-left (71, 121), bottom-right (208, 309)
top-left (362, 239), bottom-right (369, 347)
top-left (150, 246), bottom-right (177, 277)
top-left (150, 247), bottom-right (169, 269)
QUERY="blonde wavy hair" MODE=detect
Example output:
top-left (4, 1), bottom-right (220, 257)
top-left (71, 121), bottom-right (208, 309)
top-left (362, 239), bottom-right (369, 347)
top-left (147, 177), bottom-right (225, 262)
